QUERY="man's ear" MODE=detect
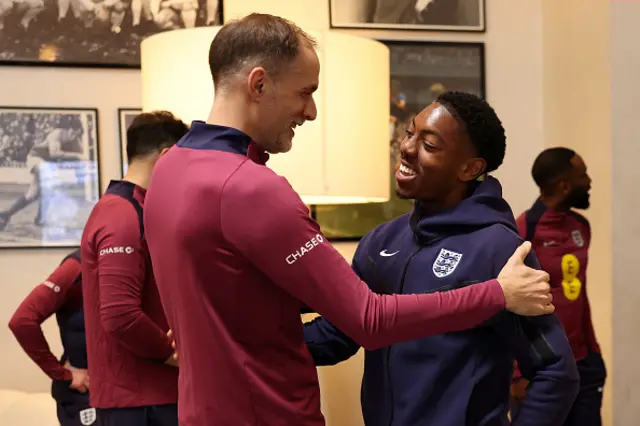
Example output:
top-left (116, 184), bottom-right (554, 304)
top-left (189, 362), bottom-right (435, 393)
top-left (459, 157), bottom-right (487, 182)
top-left (558, 180), bottom-right (571, 196)
top-left (247, 67), bottom-right (267, 99)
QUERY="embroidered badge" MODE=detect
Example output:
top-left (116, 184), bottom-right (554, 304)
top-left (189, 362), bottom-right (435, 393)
top-left (571, 230), bottom-right (584, 247)
top-left (432, 248), bottom-right (463, 278)
top-left (79, 408), bottom-right (96, 425)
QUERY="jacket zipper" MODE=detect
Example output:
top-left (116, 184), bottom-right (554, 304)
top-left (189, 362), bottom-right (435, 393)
top-left (387, 246), bottom-right (423, 426)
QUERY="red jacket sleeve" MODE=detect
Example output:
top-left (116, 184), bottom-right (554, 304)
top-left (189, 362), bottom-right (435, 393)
top-left (516, 213), bottom-right (527, 239)
top-left (96, 200), bottom-right (173, 361)
top-left (581, 222), bottom-right (600, 353)
top-left (8, 258), bottom-right (80, 381)
top-left (221, 169), bottom-right (506, 350)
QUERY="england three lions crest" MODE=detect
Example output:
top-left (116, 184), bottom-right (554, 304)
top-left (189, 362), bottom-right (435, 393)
top-left (79, 408), bottom-right (96, 425)
top-left (571, 230), bottom-right (585, 247)
top-left (433, 248), bottom-right (463, 278)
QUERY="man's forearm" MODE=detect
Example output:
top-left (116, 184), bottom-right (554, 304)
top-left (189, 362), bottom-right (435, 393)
top-left (99, 274), bottom-right (173, 361)
top-left (101, 307), bottom-right (173, 360)
top-left (9, 323), bottom-right (72, 381)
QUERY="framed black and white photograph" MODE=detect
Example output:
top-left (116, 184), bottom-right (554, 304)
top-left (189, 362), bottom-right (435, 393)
top-left (0, 107), bottom-right (100, 248)
top-left (0, 0), bottom-right (223, 67)
top-left (118, 108), bottom-right (140, 176)
top-left (329, 0), bottom-right (485, 32)
top-left (315, 41), bottom-right (485, 240)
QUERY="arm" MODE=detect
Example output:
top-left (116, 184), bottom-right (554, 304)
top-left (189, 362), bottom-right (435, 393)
top-left (223, 172), bottom-right (510, 351)
top-left (304, 317), bottom-right (361, 366)
top-left (581, 223), bottom-right (600, 353)
top-left (8, 257), bottom-right (80, 382)
top-left (46, 130), bottom-right (84, 161)
top-left (304, 260), bottom-right (366, 366)
top-left (496, 236), bottom-right (579, 425)
top-left (96, 201), bottom-right (173, 361)
top-left (582, 287), bottom-right (600, 352)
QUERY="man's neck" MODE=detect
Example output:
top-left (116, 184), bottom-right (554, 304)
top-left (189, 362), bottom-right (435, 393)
top-left (207, 95), bottom-right (259, 143)
top-left (539, 194), bottom-right (570, 212)
top-left (123, 161), bottom-right (153, 190)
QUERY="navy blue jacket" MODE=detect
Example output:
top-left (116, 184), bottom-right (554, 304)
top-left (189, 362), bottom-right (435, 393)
top-left (52, 250), bottom-right (89, 405)
top-left (304, 177), bottom-right (579, 426)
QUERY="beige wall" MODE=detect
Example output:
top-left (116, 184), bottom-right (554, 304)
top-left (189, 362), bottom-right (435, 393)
top-left (540, 0), bottom-right (640, 424)
top-left (540, 0), bottom-right (614, 423)
top-left (0, 1), bottom-right (548, 425)
top-left (609, 2), bottom-right (640, 424)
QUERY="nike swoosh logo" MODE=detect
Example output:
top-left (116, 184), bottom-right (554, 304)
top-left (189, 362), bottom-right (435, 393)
top-left (380, 249), bottom-right (399, 257)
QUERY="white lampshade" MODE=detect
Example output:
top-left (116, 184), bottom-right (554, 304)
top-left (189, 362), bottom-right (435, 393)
top-left (140, 27), bottom-right (390, 204)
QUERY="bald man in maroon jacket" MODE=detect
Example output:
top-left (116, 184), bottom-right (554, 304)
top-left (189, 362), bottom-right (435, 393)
top-left (143, 13), bottom-right (555, 426)
top-left (511, 147), bottom-right (606, 426)
top-left (80, 111), bottom-right (188, 426)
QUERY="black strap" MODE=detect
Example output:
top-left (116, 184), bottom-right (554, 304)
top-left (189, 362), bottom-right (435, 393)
top-left (61, 249), bottom-right (81, 265)
top-left (524, 199), bottom-right (547, 242)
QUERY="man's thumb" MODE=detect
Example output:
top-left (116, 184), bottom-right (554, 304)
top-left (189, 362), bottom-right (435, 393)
top-left (506, 241), bottom-right (531, 267)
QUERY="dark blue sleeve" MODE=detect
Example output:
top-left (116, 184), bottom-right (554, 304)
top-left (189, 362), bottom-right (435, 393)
top-left (493, 228), bottom-right (579, 426)
top-left (303, 241), bottom-right (368, 366)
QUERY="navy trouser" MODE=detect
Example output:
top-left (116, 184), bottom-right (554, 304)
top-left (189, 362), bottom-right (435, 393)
top-left (96, 404), bottom-right (178, 426)
top-left (511, 351), bottom-right (607, 426)
top-left (52, 379), bottom-right (93, 426)
top-left (57, 402), bottom-right (95, 426)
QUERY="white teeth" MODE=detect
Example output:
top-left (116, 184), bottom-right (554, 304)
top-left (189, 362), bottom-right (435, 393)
top-left (399, 164), bottom-right (416, 176)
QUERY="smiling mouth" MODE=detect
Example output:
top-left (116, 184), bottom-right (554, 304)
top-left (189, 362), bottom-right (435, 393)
top-left (399, 163), bottom-right (416, 176)
top-left (290, 120), bottom-right (304, 132)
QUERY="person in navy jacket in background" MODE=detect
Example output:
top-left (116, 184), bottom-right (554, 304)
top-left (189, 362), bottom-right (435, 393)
top-left (80, 111), bottom-right (188, 426)
top-left (511, 147), bottom-right (606, 425)
top-left (9, 250), bottom-right (93, 426)
top-left (304, 92), bottom-right (580, 426)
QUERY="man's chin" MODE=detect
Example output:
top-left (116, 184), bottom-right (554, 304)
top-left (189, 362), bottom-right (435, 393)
top-left (395, 187), bottom-right (413, 200)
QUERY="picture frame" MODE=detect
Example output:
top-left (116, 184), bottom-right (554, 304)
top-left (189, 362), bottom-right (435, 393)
top-left (118, 108), bottom-right (141, 177)
top-left (314, 41), bottom-right (485, 241)
top-left (0, 107), bottom-right (101, 248)
top-left (0, 0), bottom-right (223, 68)
top-left (329, 0), bottom-right (485, 32)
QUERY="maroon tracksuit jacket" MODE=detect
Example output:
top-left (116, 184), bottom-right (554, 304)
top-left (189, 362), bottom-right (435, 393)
top-left (514, 199), bottom-right (600, 378)
top-left (81, 180), bottom-right (177, 409)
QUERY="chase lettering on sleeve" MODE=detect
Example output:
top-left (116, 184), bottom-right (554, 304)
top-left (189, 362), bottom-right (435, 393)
top-left (99, 246), bottom-right (135, 256)
top-left (286, 234), bottom-right (324, 265)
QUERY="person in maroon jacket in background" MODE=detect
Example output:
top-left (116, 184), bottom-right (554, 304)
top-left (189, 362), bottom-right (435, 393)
top-left (145, 13), bottom-right (555, 426)
top-left (510, 147), bottom-right (606, 426)
top-left (80, 111), bottom-right (188, 426)
top-left (9, 249), bottom-right (94, 426)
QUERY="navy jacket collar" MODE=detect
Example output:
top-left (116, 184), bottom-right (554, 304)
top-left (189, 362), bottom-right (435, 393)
top-left (178, 121), bottom-right (270, 165)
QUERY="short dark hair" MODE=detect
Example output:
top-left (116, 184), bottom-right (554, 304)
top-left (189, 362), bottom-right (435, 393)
top-left (208, 13), bottom-right (316, 91)
top-left (531, 147), bottom-right (576, 194)
top-left (126, 111), bottom-right (189, 163)
top-left (436, 91), bottom-right (506, 174)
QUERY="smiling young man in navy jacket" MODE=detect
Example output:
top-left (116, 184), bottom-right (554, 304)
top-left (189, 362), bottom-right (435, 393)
top-left (304, 92), bottom-right (580, 426)
top-left (81, 111), bottom-right (188, 426)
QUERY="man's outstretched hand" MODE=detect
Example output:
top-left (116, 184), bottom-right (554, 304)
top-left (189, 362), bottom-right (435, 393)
top-left (498, 241), bottom-right (554, 316)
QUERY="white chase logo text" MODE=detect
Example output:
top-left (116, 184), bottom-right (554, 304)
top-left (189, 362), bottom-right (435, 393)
top-left (286, 234), bottom-right (324, 264)
top-left (42, 280), bottom-right (61, 293)
top-left (99, 246), bottom-right (134, 256)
